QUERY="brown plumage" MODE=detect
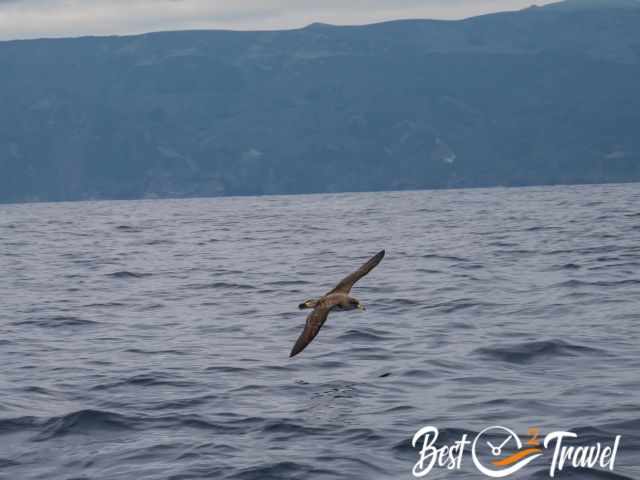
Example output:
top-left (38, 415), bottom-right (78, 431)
top-left (290, 250), bottom-right (385, 358)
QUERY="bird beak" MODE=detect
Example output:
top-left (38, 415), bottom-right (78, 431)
top-left (357, 303), bottom-right (366, 311)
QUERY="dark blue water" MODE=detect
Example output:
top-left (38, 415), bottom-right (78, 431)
top-left (1, 184), bottom-right (639, 479)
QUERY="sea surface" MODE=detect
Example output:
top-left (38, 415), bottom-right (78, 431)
top-left (1, 184), bottom-right (639, 480)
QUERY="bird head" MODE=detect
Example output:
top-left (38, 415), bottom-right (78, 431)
top-left (350, 298), bottom-right (366, 311)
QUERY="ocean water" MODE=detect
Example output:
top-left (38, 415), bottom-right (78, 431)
top-left (1, 184), bottom-right (639, 480)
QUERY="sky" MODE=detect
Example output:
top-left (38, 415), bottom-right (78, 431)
top-left (0, 0), bottom-right (559, 41)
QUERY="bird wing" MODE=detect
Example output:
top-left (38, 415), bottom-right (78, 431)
top-left (290, 301), bottom-right (336, 358)
top-left (327, 250), bottom-right (385, 295)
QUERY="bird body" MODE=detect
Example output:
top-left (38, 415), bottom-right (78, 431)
top-left (289, 250), bottom-right (384, 357)
top-left (299, 292), bottom-right (363, 311)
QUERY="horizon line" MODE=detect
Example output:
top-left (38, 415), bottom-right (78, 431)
top-left (0, 3), bottom-right (554, 43)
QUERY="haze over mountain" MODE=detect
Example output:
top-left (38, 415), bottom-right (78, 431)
top-left (1, 0), bottom-right (639, 203)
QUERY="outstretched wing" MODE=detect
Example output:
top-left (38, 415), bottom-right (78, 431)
top-left (327, 250), bottom-right (385, 295)
top-left (290, 303), bottom-right (334, 358)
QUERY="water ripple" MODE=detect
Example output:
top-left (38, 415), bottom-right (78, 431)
top-left (0, 185), bottom-right (638, 479)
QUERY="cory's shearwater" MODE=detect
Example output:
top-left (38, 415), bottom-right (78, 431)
top-left (290, 250), bottom-right (385, 357)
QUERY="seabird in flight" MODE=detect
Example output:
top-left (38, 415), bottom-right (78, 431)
top-left (290, 250), bottom-right (385, 358)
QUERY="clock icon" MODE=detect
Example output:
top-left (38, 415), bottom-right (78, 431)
top-left (475, 426), bottom-right (522, 458)
top-left (472, 426), bottom-right (542, 478)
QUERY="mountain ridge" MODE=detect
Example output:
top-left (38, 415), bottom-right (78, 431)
top-left (1, 0), bottom-right (639, 203)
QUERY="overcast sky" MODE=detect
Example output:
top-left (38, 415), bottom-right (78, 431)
top-left (0, 0), bottom-right (558, 41)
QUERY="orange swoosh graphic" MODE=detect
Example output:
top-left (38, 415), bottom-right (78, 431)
top-left (492, 448), bottom-right (542, 467)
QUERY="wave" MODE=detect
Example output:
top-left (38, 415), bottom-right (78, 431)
top-left (83, 301), bottom-right (126, 308)
top-left (13, 316), bottom-right (98, 328)
top-left (587, 261), bottom-right (640, 272)
top-left (448, 321), bottom-right (477, 329)
top-left (528, 467), bottom-right (636, 479)
top-left (340, 427), bottom-right (386, 444)
top-left (185, 281), bottom-right (256, 290)
top-left (570, 421), bottom-right (640, 450)
top-left (265, 279), bottom-right (311, 286)
top-left (548, 262), bottom-right (582, 270)
top-left (555, 279), bottom-right (640, 288)
top-left (336, 328), bottom-right (391, 342)
top-left (32, 409), bottom-right (136, 442)
top-left (422, 254), bottom-right (469, 262)
top-left (401, 368), bottom-right (438, 379)
top-left (424, 298), bottom-right (497, 314)
top-left (388, 298), bottom-right (423, 307)
top-left (124, 348), bottom-right (185, 356)
top-left (524, 225), bottom-right (561, 232)
top-left (226, 461), bottom-right (339, 480)
top-left (115, 225), bottom-right (142, 232)
top-left (106, 271), bottom-right (151, 279)
top-left (148, 395), bottom-right (218, 410)
top-left (205, 366), bottom-right (249, 374)
top-left (22, 386), bottom-right (57, 395)
top-left (474, 339), bottom-right (608, 364)
top-left (415, 268), bottom-right (443, 274)
top-left (196, 238), bottom-right (221, 245)
top-left (545, 245), bottom-right (626, 256)
top-left (0, 415), bottom-right (41, 434)
top-left (489, 241), bottom-right (519, 247)
top-left (144, 239), bottom-right (176, 245)
top-left (261, 420), bottom-right (324, 437)
top-left (90, 373), bottom-right (195, 390)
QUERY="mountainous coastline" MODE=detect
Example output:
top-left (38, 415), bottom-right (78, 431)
top-left (1, 0), bottom-right (639, 203)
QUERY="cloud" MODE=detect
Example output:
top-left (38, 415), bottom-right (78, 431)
top-left (0, 0), bottom-right (558, 41)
